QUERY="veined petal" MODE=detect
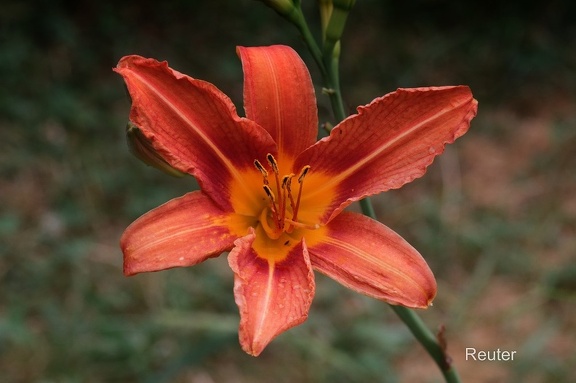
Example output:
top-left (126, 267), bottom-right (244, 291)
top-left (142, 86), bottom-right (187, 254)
top-left (237, 45), bottom-right (318, 167)
top-left (308, 212), bottom-right (436, 308)
top-left (228, 231), bottom-right (315, 356)
top-left (115, 56), bottom-right (277, 211)
top-left (295, 86), bottom-right (478, 223)
top-left (121, 192), bottom-right (237, 276)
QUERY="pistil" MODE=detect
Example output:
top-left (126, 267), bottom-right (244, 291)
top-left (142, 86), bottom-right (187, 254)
top-left (266, 154), bottom-right (284, 229)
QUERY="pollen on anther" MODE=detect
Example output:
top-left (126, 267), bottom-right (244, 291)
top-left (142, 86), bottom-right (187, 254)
top-left (298, 165), bottom-right (311, 183)
top-left (263, 185), bottom-right (275, 201)
top-left (254, 159), bottom-right (268, 176)
top-left (266, 153), bottom-right (279, 175)
top-left (281, 174), bottom-right (293, 189)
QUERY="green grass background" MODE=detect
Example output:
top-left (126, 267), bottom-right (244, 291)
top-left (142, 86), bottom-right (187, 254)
top-left (1, 0), bottom-right (575, 382)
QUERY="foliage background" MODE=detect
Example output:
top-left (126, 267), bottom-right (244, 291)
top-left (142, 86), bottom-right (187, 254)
top-left (1, 0), bottom-right (575, 382)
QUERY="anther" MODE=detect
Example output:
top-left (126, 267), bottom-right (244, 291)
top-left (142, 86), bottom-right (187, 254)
top-left (254, 159), bottom-right (268, 177)
top-left (281, 174), bottom-right (293, 189)
top-left (266, 153), bottom-right (279, 175)
top-left (263, 185), bottom-right (275, 201)
top-left (298, 165), bottom-right (310, 183)
top-left (290, 165), bottom-right (310, 230)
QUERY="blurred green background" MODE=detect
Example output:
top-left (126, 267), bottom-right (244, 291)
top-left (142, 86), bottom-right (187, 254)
top-left (1, 0), bottom-right (575, 382)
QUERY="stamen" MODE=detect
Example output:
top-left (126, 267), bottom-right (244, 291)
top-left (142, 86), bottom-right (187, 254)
top-left (254, 159), bottom-right (270, 188)
top-left (263, 185), bottom-right (280, 228)
top-left (254, 159), bottom-right (268, 177)
top-left (254, 157), bottom-right (316, 237)
top-left (260, 208), bottom-right (282, 239)
top-left (281, 175), bottom-right (292, 189)
top-left (298, 165), bottom-right (310, 183)
top-left (266, 153), bottom-right (279, 175)
top-left (284, 175), bottom-right (297, 216)
top-left (263, 185), bottom-right (275, 201)
top-left (293, 165), bottom-right (310, 224)
top-left (266, 153), bottom-right (283, 225)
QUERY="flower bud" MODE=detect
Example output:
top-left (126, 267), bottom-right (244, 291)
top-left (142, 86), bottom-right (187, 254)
top-left (126, 122), bottom-right (186, 177)
top-left (325, 7), bottom-right (351, 42)
top-left (255, 0), bottom-right (296, 17)
top-left (317, 0), bottom-right (333, 40)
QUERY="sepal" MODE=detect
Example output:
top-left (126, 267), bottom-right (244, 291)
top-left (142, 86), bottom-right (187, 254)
top-left (126, 122), bottom-right (186, 177)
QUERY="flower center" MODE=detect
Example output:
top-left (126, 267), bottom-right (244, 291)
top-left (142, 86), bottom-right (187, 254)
top-left (254, 154), bottom-right (318, 240)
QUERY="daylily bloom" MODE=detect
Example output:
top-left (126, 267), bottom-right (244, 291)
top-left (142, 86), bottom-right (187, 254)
top-left (115, 45), bottom-right (477, 356)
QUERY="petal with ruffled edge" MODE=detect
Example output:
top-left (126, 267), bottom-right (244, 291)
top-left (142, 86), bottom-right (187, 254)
top-left (295, 86), bottom-right (478, 224)
top-left (121, 191), bottom-right (238, 276)
top-left (308, 212), bottom-right (436, 308)
top-left (237, 45), bottom-right (318, 169)
top-left (115, 56), bottom-right (277, 212)
top-left (228, 231), bottom-right (315, 356)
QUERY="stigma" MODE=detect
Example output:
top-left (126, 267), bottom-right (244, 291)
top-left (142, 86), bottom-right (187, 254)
top-left (253, 154), bottom-right (316, 239)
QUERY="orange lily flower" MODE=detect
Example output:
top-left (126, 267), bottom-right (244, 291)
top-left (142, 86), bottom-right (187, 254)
top-left (115, 45), bottom-right (477, 356)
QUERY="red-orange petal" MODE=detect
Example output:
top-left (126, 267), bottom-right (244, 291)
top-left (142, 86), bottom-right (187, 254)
top-left (115, 56), bottom-right (277, 211)
top-left (295, 86), bottom-right (478, 223)
top-left (228, 231), bottom-right (315, 356)
top-left (237, 45), bottom-right (318, 166)
top-left (308, 212), bottom-right (436, 308)
top-left (121, 191), bottom-right (237, 276)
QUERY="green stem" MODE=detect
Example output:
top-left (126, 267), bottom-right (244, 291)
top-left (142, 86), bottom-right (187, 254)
top-left (358, 198), bottom-right (376, 218)
top-left (290, 8), bottom-right (326, 78)
top-left (391, 306), bottom-right (461, 382)
top-left (289, 5), bottom-right (461, 382)
top-left (322, 43), bottom-right (347, 123)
